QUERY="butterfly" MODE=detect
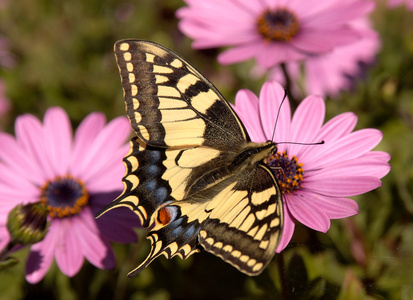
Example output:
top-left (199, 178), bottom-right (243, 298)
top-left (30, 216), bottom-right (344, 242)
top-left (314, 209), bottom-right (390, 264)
top-left (97, 39), bottom-right (284, 276)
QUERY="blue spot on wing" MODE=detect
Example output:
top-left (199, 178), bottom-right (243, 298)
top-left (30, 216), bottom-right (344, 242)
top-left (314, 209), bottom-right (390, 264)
top-left (155, 187), bottom-right (168, 202)
top-left (149, 151), bottom-right (161, 160)
top-left (144, 179), bottom-right (157, 192)
top-left (147, 165), bottom-right (160, 176)
top-left (183, 224), bottom-right (197, 238)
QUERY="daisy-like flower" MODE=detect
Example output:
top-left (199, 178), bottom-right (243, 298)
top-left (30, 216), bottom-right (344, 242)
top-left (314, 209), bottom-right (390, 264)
top-left (269, 18), bottom-right (380, 97)
top-left (387, 0), bottom-right (413, 10)
top-left (0, 107), bottom-right (138, 283)
top-left (177, 0), bottom-right (375, 68)
top-left (232, 81), bottom-right (390, 251)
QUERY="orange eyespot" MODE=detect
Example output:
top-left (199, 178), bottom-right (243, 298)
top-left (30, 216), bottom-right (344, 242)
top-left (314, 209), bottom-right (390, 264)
top-left (157, 207), bottom-right (172, 225)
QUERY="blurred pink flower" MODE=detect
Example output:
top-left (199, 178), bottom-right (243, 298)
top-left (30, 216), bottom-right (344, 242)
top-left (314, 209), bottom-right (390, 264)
top-left (177, 0), bottom-right (375, 68)
top-left (388, 0), bottom-right (413, 10)
top-left (269, 18), bottom-right (380, 97)
top-left (232, 81), bottom-right (390, 251)
top-left (0, 107), bottom-right (138, 283)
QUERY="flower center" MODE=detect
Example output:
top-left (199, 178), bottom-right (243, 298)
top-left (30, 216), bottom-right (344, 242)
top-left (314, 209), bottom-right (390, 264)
top-left (257, 8), bottom-right (299, 41)
top-left (266, 151), bottom-right (304, 194)
top-left (40, 175), bottom-right (89, 218)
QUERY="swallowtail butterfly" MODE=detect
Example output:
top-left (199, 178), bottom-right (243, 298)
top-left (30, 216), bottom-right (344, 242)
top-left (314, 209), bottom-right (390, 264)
top-left (97, 40), bottom-right (284, 276)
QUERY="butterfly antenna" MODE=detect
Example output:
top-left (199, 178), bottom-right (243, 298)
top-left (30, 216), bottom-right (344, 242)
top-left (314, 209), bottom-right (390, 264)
top-left (277, 141), bottom-right (325, 146)
top-left (271, 90), bottom-right (325, 146)
top-left (271, 90), bottom-right (288, 142)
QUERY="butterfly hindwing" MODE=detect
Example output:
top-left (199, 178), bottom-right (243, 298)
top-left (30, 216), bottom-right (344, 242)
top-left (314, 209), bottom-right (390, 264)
top-left (127, 162), bottom-right (283, 277)
top-left (114, 39), bottom-right (248, 150)
top-left (98, 137), bottom-right (172, 227)
top-left (99, 39), bottom-right (284, 277)
top-left (198, 164), bottom-right (283, 275)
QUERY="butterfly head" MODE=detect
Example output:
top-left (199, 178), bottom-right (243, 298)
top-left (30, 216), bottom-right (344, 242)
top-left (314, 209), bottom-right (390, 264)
top-left (268, 141), bottom-right (278, 156)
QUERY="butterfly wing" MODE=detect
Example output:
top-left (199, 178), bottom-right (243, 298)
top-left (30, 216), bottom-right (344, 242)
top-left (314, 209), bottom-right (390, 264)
top-left (114, 39), bottom-right (249, 150)
top-left (199, 164), bottom-right (283, 275)
top-left (127, 162), bottom-right (283, 277)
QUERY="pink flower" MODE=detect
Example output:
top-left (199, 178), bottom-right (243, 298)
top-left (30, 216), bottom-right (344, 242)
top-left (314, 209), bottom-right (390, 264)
top-left (269, 18), bottom-right (380, 97)
top-left (177, 0), bottom-right (375, 68)
top-left (388, 0), bottom-right (413, 10)
top-left (0, 107), bottom-right (138, 283)
top-left (232, 81), bottom-right (390, 251)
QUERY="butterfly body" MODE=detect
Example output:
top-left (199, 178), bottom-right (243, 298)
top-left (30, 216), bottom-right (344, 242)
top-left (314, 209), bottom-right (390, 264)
top-left (97, 40), bottom-right (283, 276)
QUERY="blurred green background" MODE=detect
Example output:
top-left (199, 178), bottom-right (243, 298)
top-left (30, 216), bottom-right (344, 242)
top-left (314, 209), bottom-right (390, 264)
top-left (0, 0), bottom-right (412, 299)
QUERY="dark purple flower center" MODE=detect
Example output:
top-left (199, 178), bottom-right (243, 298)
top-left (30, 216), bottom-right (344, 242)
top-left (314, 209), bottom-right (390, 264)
top-left (266, 151), bottom-right (304, 194)
top-left (40, 175), bottom-right (89, 218)
top-left (257, 8), bottom-right (299, 41)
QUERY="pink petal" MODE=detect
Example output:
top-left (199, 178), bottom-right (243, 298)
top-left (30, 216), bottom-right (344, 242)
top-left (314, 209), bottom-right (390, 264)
top-left (85, 147), bottom-right (127, 193)
top-left (309, 158), bottom-right (390, 179)
top-left (256, 42), bottom-right (304, 67)
top-left (74, 207), bottom-right (115, 269)
top-left (70, 113), bottom-right (106, 176)
top-left (0, 164), bottom-right (39, 198)
top-left (71, 116), bottom-right (130, 183)
top-left (259, 81), bottom-right (291, 142)
top-left (91, 191), bottom-right (139, 242)
top-left (217, 42), bottom-right (261, 65)
top-left (15, 114), bottom-right (55, 180)
top-left (303, 175), bottom-right (382, 197)
top-left (308, 129), bottom-right (383, 168)
top-left (43, 108), bottom-right (73, 176)
top-left (54, 218), bottom-right (84, 277)
top-left (233, 89), bottom-right (266, 142)
top-left (362, 151), bottom-right (391, 162)
top-left (299, 112), bottom-right (358, 164)
top-left (317, 112), bottom-right (357, 143)
top-left (291, 28), bottom-right (362, 53)
top-left (286, 192), bottom-right (331, 232)
top-left (276, 205), bottom-right (295, 252)
top-left (0, 133), bottom-right (45, 185)
top-left (95, 208), bottom-right (139, 243)
top-left (315, 196), bottom-right (359, 219)
top-left (179, 22), bottom-right (258, 48)
top-left (288, 95), bottom-right (325, 157)
top-left (302, 1), bottom-right (375, 28)
top-left (25, 223), bottom-right (59, 284)
top-left (90, 191), bottom-right (140, 243)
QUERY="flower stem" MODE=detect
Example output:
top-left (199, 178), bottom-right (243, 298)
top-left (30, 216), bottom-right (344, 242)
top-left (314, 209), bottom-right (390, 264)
top-left (277, 251), bottom-right (291, 300)
top-left (0, 241), bottom-right (19, 270)
top-left (280, 63), bottom-right (298, 109)
top-left (0, 241), bottom-right (15, 261)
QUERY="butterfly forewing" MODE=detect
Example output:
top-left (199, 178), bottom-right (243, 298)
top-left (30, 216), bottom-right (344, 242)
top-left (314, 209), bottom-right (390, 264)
top-left (114, 40), bottom-right (248, 149)
top-left (99, 39), bottom-right (284, 277)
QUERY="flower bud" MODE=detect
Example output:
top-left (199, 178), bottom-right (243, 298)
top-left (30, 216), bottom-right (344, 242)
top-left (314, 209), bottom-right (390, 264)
top-left (7, 202), bottom-right (49, 245)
